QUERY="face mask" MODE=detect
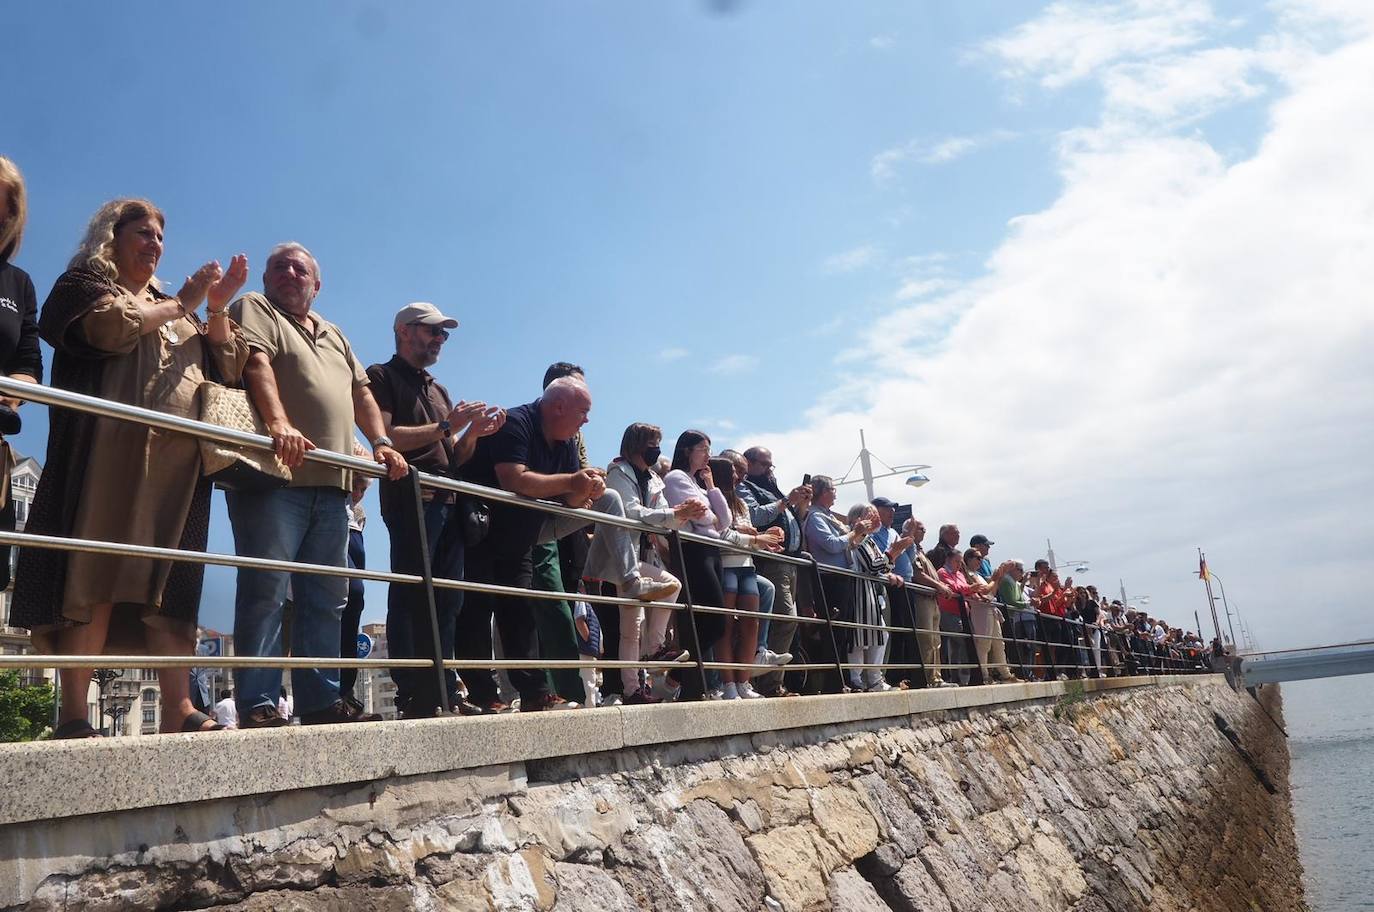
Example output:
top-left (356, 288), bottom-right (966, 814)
top-left (642, 446), bottom-right (662, 465)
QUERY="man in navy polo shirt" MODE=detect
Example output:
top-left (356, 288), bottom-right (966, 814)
top-left (456, 376), bottom-right (678, 712)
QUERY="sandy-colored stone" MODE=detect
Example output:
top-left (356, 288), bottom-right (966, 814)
top-left (811, 785), bottom-right (882, 863)
top-left (826, 867), bottom-right (892, 911)
top-left (747, 825), bottom-right (828, 911)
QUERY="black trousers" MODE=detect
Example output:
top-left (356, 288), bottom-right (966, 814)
top-left (383, 493), bottom-right (464, 717)
top-left (593, 582), bottom-right (625, 699)
top-left (885, 585), bottom-right (922, 686)
top-left (455, 542), bottom-right (548, 704)
top-left (807, 568), bottom-right (850, 694)
top-left (676, 542), bottom-right (727, 700)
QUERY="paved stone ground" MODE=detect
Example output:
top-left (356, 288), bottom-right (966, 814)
top-left (4, 679), bottom-right (1304, 911)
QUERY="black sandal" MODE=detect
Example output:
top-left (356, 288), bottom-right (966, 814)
top-left (54, 719), bottom-right (102, 739)
top-left (179, 710), bottom-right (225, 733)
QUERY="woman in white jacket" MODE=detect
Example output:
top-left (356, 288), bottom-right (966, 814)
top-left (587, 423), bottom-right (701, 703)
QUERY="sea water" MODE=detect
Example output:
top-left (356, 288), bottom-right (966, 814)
top-left (1283, 675), bottom-right (1374, 912)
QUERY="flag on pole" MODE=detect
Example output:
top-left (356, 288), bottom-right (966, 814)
top-left (1198, 553), bottom-right (1209, 582)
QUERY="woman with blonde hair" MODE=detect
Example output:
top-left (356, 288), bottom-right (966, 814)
top-left (0, 157), bottom-right (41, 403)
top-left (11, 198), bottom-right (250, 737)
top-left (0, 157), bottom-right (44, 592)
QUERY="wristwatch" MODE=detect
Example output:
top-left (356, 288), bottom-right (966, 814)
top-left (437, 419), bottom-right (452, 438)
top-left (371, 435), bottom-right (395, 450)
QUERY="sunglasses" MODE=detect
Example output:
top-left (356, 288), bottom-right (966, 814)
top-left (409, 322), bottom-right (450, 340)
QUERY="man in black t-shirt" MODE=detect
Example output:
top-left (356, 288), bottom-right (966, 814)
top-left (456, 376), bottom-right (678, 711)
top-left (368, 302), bottom-right (506, 718)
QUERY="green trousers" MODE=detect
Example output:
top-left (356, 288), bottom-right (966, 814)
top-left (531, 541), bottom-right (586, 702)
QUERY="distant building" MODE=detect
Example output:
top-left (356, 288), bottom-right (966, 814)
top-left (1, 451), bottom-right (44, 688)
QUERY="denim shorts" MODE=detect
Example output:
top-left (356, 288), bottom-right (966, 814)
top-left (721, 565), bottom-right (759, 597)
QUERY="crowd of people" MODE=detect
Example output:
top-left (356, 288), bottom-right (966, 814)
top-left (0, 159), bottom-right (1210, 738)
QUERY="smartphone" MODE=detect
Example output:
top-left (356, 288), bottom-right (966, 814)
top-left (802, 473), bottom-right (812, 487)
top-left (892, 503), bottom-right (913, 530)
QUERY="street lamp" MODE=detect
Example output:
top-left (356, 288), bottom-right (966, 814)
top-left (834, 429), bottom-right (930, 501)
top-left (1203, 570), bottom-right (1240, 648)
top-left (1045, 540), bottom-right (1091, 574)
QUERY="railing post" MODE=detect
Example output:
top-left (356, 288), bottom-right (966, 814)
top-left (808, 559), bottom-right (850, 692)
top-left (959, 596), bottom-right (987, 685)
top-left (903, 584), bottom-right (929, 688)
top-left (1040, 610), bottom-right (1058, 680)
top-left (408, 467), bottom-right (451, 715)
top-left (667, 531), bottom-right (710, 700)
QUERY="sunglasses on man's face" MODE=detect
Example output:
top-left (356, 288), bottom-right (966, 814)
top-left (410, 322), bottom-right (450, 340)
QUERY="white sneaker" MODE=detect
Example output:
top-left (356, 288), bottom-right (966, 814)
top-left (706, 689), bottom-right (725, 701)
top-left (601, 693), bottom-right (623, 707)
top-left (867, 681), bottom-right (896, 693)
top-left (756, 648), bottom-right (793, 666)
top-left (738, 682), bottom-right (765, 699)
top-left (936, 680), bottom-right (960, 688)
top-left (624, 570), bottom-right (681, 602)
top-left (1055, 673), bottom-right (1069, 682)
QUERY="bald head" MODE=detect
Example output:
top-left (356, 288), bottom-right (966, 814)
top-left (540, 376), bottom-right (591, 441)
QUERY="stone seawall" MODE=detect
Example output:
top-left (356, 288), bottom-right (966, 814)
top-left (0, 676), bottom-right (1303, 911)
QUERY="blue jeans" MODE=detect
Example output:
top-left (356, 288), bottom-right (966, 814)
top-left (228, 486), bottom-right (349, 717)
top-left (1012, 613), bottom-right (1039, 679)
top-left (756, 572), bottom-right (776, 650)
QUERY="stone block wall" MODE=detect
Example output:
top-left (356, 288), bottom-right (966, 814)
top-left (2, 677), bottom-right (1303, 911)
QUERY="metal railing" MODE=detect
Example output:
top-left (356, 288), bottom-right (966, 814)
top-left (0, 375), bottom-right (1206, 728)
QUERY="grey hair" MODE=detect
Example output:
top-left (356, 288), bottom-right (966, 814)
top-left (266, 241), bottom-right (320, 279)
top-left (845, 503), bottom-right (873, 526)
top-left (810, 474), bottom-right (835, 496)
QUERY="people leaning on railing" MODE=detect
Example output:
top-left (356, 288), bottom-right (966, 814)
top-left (709, 456), bottom-right (784, 700)
top-left (737, 448), bottom-right (810, 698)
top-left (842, 502), bottom-right (901, 693)
top-left (961, 549), bottom-right (1020, 683)
top-left (226, 243), bottom-right (407, 729)
top-left (366, 302), bottom-right (505, 719)
top-left (591, 422), bottom-right (702, 706)
top-left (664, 429), bottom-right (779, 700)
top-left (12, 197), bottom-right (250, 738)
top-left (0, 157), bottom-right (41, 607)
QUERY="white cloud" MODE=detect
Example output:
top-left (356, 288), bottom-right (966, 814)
top-left (871, 131), bottom-right (1017, 183)
top-left (658, 346), bottom-right (689, 362)
top-left (869, 34), bottom-right (897, 50)
top-left (979, 0), bottom-right (1218, 89)
top-left (822, 245), bottom-right (880, 274)
top-left (754, 6), bottom-right (1374, 650)
top-left (709, 354), bottom-right (758, 375)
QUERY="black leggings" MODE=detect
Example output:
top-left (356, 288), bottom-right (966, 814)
top-left (677, 542), bottom-right (727, 700)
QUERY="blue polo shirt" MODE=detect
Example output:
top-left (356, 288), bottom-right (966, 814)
top-left (871, 525), bottom-right (914, 581)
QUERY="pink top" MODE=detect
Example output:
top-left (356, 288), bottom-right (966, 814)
top-left (937, 566), bottom-right (974, 616)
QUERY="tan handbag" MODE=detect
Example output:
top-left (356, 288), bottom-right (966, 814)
top-left (196, 382), bottom-right (292, 491)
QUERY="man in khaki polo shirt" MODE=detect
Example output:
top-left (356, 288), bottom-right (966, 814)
top-left (227, 241), bottom-right (407, 728)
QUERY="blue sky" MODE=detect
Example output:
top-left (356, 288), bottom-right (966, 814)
top-left (6, 1), bottom-right (1372, 648)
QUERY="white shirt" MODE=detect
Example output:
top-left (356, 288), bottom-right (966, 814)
top-left (278, 695), bottom-right (294, 719)
top-left (212, 698), bottom-right (239, 728)
top-left (1152, 624), bottom-right (1166, 644)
